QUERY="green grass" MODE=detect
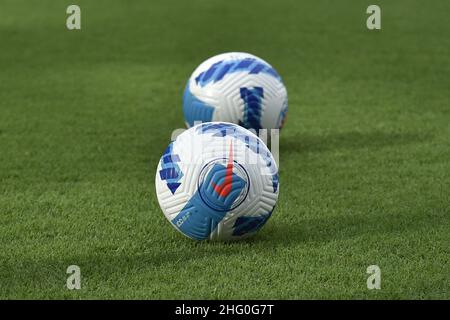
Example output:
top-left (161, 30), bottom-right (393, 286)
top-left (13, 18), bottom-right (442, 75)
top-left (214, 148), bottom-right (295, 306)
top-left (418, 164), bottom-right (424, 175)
top-left (0, 0), bottom-right (449, 299)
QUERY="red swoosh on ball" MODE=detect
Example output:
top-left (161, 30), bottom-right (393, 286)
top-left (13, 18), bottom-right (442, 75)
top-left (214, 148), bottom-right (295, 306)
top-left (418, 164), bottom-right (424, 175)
top-left (211, 142), bottom-right (234, 197)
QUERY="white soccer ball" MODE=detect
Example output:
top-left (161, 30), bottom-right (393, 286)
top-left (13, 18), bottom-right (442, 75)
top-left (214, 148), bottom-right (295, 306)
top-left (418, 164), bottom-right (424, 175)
top-left (183, 52), bottom-right (288, 131)
top-left (155, 122), bottom-right (279, 241)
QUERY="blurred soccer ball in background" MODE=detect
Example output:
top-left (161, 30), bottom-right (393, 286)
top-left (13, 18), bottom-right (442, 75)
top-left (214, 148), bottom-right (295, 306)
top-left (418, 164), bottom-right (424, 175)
top-left (155, 122), bottom-right (279, 241)
top-left (183, 52), bottom-right (288, 131)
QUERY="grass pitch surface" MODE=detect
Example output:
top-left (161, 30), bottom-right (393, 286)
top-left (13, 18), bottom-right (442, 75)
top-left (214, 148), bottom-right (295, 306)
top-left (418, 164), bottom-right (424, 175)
top-left (0, 0), bottom-right (449, 299)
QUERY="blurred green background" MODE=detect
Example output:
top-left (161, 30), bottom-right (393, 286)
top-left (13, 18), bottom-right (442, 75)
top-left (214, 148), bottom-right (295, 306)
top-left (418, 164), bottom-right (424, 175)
top-left (0, 0), bottom-right (448, 298)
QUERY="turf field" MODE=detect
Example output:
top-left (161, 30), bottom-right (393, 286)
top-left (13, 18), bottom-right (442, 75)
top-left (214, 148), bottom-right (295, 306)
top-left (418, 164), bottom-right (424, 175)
top-left (0, 0), bottom-right (449, 299)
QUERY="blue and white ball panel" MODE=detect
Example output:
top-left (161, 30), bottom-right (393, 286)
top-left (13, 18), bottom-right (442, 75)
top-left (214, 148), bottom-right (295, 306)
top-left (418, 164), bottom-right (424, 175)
top-left (183, 52), bottom-right (288, 130)
top-left (155, 122), bottom-right (279, 241)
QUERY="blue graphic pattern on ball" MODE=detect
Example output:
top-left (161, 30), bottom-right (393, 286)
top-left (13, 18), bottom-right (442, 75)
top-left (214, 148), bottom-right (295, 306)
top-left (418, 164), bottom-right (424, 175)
top-left (239, 86), bottom-right (264, 130)
top-left (232, 209), bottom-right (274, 236)
top-left (159, 143), bottom-right (183, 194)
top-left (197, 123), bottom-right (279, 192)
top-left (171, 161), bottom-right (246, 240)
top-left (194, 58), bottom-right (282, 87)
top-left (182, 82), bottom-right (214, 127)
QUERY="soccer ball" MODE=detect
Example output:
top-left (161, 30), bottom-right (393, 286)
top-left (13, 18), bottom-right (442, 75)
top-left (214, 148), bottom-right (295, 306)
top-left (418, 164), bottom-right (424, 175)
top-left (183, 52), bottom-right (288, 131)
top-left (155, 122), bottom-right (279, 241)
